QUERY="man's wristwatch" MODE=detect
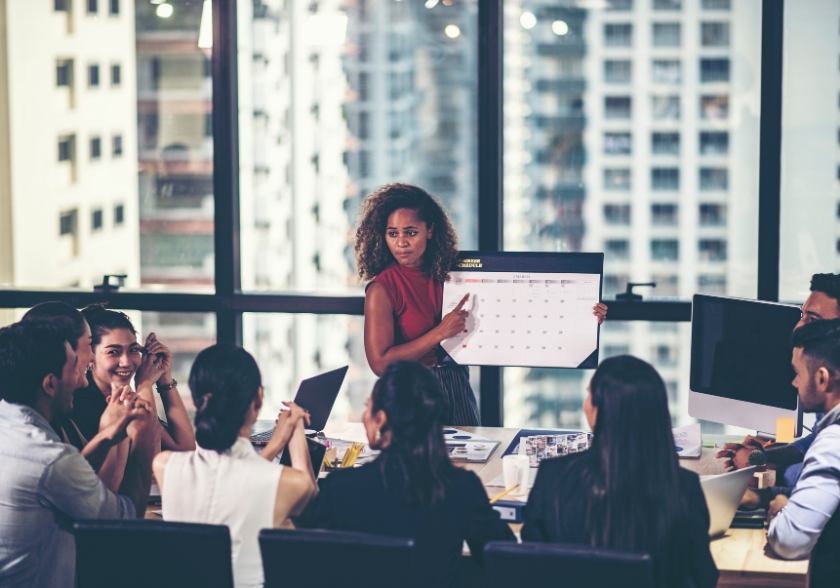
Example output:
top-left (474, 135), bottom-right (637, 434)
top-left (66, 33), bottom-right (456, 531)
top-left (156, 379), bottom-right (177, 393)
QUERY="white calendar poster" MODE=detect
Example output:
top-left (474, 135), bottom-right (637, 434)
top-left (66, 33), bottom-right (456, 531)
top-left (439, 253), bottom-right (603, 368)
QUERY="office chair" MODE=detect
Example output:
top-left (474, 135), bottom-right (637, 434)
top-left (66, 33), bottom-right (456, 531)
top-left (73, 519), bottom-right (234, 588)
top-left (259, 528), bottom-right (414, 588)
top-left (484, 541), bottom-right (654, 588)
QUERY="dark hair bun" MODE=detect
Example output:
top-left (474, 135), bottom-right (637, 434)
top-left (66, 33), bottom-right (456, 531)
top-left (190, 344), bottom-right (262, 452)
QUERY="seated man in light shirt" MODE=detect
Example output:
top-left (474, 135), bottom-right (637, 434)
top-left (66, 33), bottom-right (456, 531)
top-left (0, 317), bottom-right (159, 588)
top-left (766, 319), bottom-right (840, 586)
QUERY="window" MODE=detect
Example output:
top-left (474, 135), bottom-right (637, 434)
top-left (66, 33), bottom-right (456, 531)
top-left (604, 204), bottom-right (631, 225)
top-left (88, 64), bottom-right (100, 87)
top-left (604, 133), bottom-right (632, 155)
top-left (651, 203), bottom-right (678, 225)
top-left (358, 72), bottom-right (369, 101)
top-left (605, 60), bottom-right (632, 84)
top-left (652, 132), bottom-right (679, 155)
top-left (59, 210), bottom-right (77, 236)
top-left (652, 168), bottom-right (679, 190)
top-left (653, 344), bottom-right (678, 367)
top-left (604, 24), bottom-right (633, 47)
top-left (90, 137), bottom-right (102, 160)
top-left (607, 0), bottom-right (633, 9)
top-left (112, 135), bottom-right (123, 157)
top-left (604, 168), bottom-right (631, 190)
top-left (699, 239), bottom-right (727, 262)
top-left (652, 274), bottom-right (679, 297)
top-left (204, 114), bottom-right (212, 138)
top-left (700, 58), bottom-right (730, 82)
top-left (652, 60), bottom-right (681, 84)
top-left (358, 111), bottom-right (370, 140)
top-left (54, 0), bottom-right (69, 10)
top-left (56, 60), bottom-right (72, 87)
top-left (702, 0), bottom-right (730, 8)
top-left (359, 150), bottom-right (371, 178)
top-left (699, 168), bottom-right (728, 190)
top-left (651, 239), bottom-right (679, 261)
top-left (700, 95), bottom-right (728, 119)
top-left (114, 204), bottom-right (124, 226)
top-left (111, 64), bottom-right (121, 86)
top-left (87, 0), bottom-right (97, 14)
top-left (699, 203), bottom-right (726, 226)
top-left (605, 239), bottom-right (630, 260)
top-left (92, 209), bottom-right (103, 231)
top-left (698, 274), bottom-right (726, 295)
top-left (653, 0), bottom-right (681, 10)
top-left (652, 95), bottom-right (680, 120)
top-left (699, 131), bottom-right (728, 155)
top-left (109, 0), bottom-right (119, 15)
top-left (652, 23), bottom-right (681, 47)
top-left (603, 275), bottom-right (629, 297)
top-left (604, 97), bottom-right (631, 119)
top-left (58, 136), bottom-right (74, 162)
top-left (701, 22), bottom-right (730, 47)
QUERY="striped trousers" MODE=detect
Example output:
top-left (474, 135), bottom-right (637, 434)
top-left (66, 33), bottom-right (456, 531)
top-left (431, 364), bottom-right (480, 426)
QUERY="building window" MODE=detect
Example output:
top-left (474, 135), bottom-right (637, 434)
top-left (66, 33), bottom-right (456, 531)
top-left (700, 95), bottom-right (728, 119)
top-left (701, 22), bottom-right (730, 46)
top-left (604, 60), bottom-right (632, 84)
top-left (652, 203), bottom-right (678, 225)
top-left (92, 208), bottom-right (103, 231)
top-left (605, 96), bottom-right (631, 119)
top-left (88, 64), bottom-right (100, 87)
top-left (114, 204), bottom-right (125, 226)
top-left (699, 239), bottom-right (727, 262)
top-left (112, 135), bottom-right (123, 157)
top-left (87, 0), bottom-right (97, 14)
top-left (699, 131), bottom-right (728, 155)
top-left (699, 203), bottom-right (726, 226)
top-left (651, 239), bottom-right (679, 261)
top-left (700, 58), bottom-right (730, 82)
top-left (358, 72), bottom-right (369, 101)
top-left (90, 137), bottom-right (102, 160)
top-left (58, 136), bottom-right (74, 162)
top-left (59, 210), bottom-right (77, 236)
top-left (652, 60), bottom-right (681, 84)
top-left (604, 204), bottom-right (631, 225)
top-left (109, 0), bottom-right (119, 15)
top-left (652, 132), bottom-right (680, 155)
top-left (654, 0), bottom-right (681, 10)
top-left (604, 24), bottom-right (633, 47)
top-left (702, 0), bottom-right (730, 8)
top-left (603, 275), bottom-right (629, 297)
top-left (204, 113), bottom-right (213, 138)
top-left (111, 64), bottom-right (121, 86)
top-left (55, 0), bottom-right (69, 10)
top-left (653, 344), bottom-right (678, 367)
top-left (652, 168), bottom-right (679, 190)
top-left (607, 0), bottom-right (633, 10)
top-left (652, 23), bottom-right (681, 47)
top-left (698, 274), bottom-right (727, 295)
top-left (359, 150), bottom-right (371, 177)
top-left (699, 167), bottom-right (728, 190)
top-left (358, 111), bottom-right (370, 140)
top-left (605, 239), bottom-right (630, 260)
top-left (605, 132), bottom-right (632, 155)
top-left (604, 168), bottom-right (632, 191)
top-left (652, 95), bottom-right (680, 120)
top-left (652, 274), bottom-right (679, 297)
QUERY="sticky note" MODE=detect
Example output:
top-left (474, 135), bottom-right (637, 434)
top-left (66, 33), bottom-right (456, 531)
top-left (776, 417), bottom-right (795, 444)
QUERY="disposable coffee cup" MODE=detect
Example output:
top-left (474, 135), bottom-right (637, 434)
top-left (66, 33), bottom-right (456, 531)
top-left (502, 454), bottom-right (530, 497)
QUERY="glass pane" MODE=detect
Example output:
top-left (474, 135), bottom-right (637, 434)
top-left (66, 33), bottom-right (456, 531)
top-left (504, 1), bottom-right (761, 301)
top-left (0, 1), bottom-right (213, 291)
top-left (779, 0), bottom-right (840, 302)
top-left (237, 0), bottom-right (478, 293)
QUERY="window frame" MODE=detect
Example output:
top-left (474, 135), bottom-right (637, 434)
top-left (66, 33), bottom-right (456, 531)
top-left (0, 0), bottom-right (786, 426)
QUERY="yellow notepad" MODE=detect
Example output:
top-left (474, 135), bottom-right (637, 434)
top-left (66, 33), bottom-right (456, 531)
top-left (776, 417), bottom-right (795, 444)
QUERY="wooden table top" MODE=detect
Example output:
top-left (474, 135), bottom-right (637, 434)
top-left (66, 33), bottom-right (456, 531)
top-left (147, 423), bottom-right (811, 588)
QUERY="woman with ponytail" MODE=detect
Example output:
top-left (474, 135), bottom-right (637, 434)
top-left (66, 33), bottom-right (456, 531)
top-left (153, 344), bottom-right (317, 588)
top-left (297, 360), bottom-right (513, 586)
top-left (521, 355), bottom-right (718, 588)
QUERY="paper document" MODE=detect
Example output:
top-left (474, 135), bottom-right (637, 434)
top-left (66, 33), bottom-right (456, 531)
top-left (673, 423), bottom-right (702, 458)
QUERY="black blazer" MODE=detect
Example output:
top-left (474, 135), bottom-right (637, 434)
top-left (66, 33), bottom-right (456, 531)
top-left (521, 451), bottom-right (718, 588)
top-left (296, 458), bottom-right (515, 587)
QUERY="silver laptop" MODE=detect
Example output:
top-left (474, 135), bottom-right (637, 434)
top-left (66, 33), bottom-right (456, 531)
top-left (700, 467), bottom-right (756, 537)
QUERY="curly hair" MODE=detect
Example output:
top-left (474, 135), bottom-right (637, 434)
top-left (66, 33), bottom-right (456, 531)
top-left (354, 183), bottom-right (459, 283)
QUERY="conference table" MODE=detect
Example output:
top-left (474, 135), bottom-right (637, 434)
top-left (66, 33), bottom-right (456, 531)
top-left (147, 424), bottom-right (810, 588)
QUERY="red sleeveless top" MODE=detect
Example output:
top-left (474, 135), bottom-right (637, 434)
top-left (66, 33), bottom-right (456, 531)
top-left (370, 263), bottom-right (443, 367)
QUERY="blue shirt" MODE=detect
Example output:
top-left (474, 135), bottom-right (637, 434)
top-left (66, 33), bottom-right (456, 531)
top-left (768, 404), bottom-right (840, 560)
top-left (0, 400), bottom-right (135, 588)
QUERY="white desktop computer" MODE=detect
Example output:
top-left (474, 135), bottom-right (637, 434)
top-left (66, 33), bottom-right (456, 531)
top-left (689, 294), bottom-right (802, 437)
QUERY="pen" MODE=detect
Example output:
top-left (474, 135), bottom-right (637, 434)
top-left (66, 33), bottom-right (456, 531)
top-left (489, 484), bottom-right (519, 504)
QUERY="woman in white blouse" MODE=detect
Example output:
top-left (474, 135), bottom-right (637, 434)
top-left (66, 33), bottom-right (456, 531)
top-left (153, 344), bottom-right (317, 588)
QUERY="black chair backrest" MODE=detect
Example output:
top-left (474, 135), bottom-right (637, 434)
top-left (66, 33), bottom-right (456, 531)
top-left (484, 541), bottom-right (654, 588)
top-left (74, 519), bottom-right (234, 588)
top-left (259, 528), bottom-right (414, 588)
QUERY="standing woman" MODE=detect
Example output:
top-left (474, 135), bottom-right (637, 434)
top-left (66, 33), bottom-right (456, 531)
top-left (356, 183), bottom-right (607, 426)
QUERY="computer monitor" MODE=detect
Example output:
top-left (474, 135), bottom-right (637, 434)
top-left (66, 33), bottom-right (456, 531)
top-left (689, 294), bottom-right (802, 436)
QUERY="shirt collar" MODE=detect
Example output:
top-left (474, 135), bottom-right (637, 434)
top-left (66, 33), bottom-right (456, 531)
top-left (815, 402), bottom-right (840, 434)
top-left (0, 399), bottom-right (61, 442)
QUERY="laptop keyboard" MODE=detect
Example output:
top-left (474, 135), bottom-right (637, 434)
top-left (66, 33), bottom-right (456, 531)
top-left (250, 429), bottom-right (273, 444)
